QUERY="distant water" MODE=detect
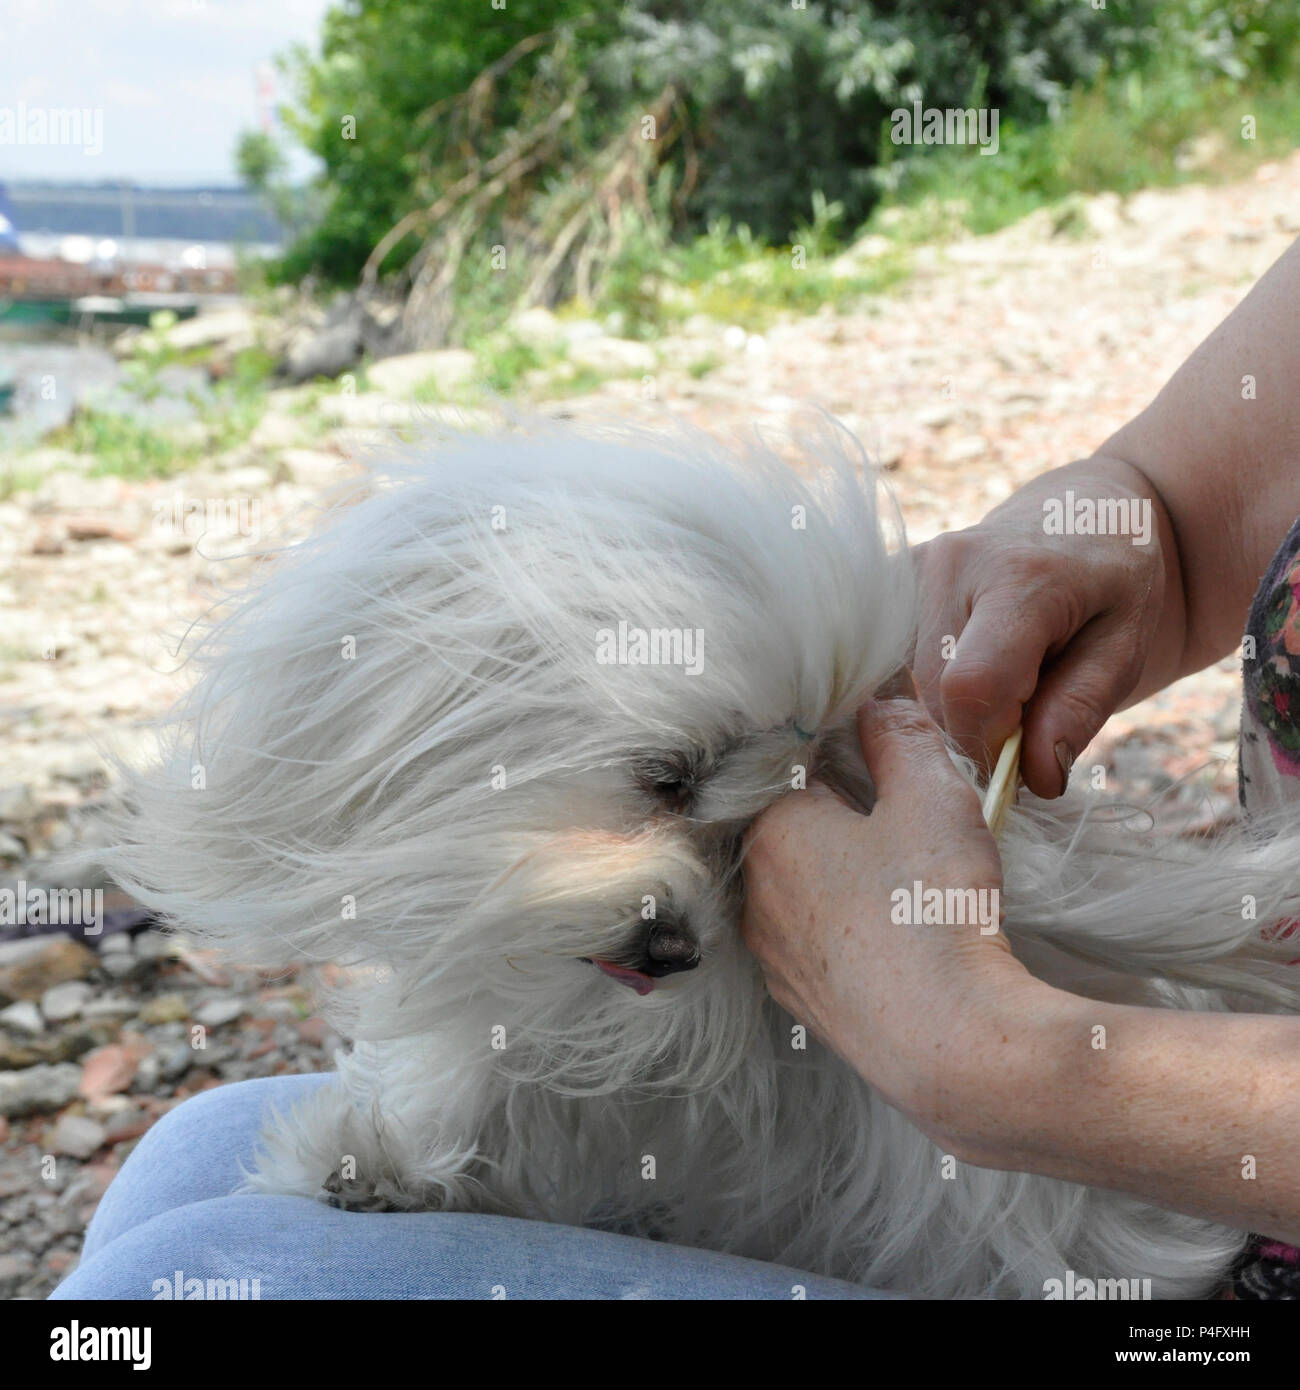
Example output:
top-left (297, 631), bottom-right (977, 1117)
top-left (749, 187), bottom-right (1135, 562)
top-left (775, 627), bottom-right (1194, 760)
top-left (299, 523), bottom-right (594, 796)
top-left (0, 228), bottom-right (264, 453)
top-left (0, 330), bottom-right (209, 453)
top-left (0, 335), bottom-right (119, 443)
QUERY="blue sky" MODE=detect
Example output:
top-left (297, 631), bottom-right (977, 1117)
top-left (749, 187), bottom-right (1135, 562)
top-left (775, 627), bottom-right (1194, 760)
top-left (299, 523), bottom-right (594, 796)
top-left (0, 0), bottom-right (333, 184)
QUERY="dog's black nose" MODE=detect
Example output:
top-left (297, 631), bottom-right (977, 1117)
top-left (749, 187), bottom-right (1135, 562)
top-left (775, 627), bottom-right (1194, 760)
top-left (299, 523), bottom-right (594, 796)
top-left (641, 922), bottom-right (701, 977)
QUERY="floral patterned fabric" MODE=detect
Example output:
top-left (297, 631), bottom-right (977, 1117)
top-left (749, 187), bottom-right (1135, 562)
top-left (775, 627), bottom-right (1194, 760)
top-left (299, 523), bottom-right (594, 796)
top-left (1232, 514), bottom-right (1300, 1300)
top-left (1240, 514), bottom-right (1300, 809)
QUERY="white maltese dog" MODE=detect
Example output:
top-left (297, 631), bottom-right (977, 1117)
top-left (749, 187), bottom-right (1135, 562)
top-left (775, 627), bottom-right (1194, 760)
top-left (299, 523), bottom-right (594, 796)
top-left (103, 419), bottom-right (1300, 1298)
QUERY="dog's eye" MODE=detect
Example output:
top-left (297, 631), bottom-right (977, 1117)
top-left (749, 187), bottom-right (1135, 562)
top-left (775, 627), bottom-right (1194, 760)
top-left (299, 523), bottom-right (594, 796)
top-left (632, 753), bottom-right (696, 812)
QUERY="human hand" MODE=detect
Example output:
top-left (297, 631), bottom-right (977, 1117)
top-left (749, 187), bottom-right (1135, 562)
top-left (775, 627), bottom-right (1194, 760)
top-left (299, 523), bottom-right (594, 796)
top-left (742, 695), bottom-right (1053, 1152)
top-left (910, 455), bottom-right (1182, 797)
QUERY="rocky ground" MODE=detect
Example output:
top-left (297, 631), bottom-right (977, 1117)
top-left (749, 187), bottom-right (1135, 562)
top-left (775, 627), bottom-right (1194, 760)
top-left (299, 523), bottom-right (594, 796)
top-left (2, 152), bottom-right (1298, 1298)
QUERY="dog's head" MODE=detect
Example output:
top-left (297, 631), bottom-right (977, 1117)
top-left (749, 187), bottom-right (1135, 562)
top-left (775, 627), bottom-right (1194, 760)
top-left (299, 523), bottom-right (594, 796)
top-left (106, 421), bottom-right (914, 1088)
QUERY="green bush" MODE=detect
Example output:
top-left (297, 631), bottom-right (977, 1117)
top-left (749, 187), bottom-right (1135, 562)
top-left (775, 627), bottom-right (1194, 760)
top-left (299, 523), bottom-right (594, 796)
top-left (249, 0), bottom-right (1299, 334)
top-left (269, 0), bottom-right (613, 284)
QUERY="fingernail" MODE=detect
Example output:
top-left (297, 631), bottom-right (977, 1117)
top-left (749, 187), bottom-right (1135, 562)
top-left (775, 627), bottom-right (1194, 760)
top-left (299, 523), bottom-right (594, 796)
top-left (1054, 739), bottom-right (1073, 793)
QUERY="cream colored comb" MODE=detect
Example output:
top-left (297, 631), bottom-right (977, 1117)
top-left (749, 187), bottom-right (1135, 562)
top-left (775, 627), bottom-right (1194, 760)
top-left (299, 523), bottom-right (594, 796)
top-left (980, 727), bottom-right (1023, 839)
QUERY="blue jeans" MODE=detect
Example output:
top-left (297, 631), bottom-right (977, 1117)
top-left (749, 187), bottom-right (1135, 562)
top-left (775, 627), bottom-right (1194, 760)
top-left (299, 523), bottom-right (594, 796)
top-left (50, 1075), bottom-right (895, 1299)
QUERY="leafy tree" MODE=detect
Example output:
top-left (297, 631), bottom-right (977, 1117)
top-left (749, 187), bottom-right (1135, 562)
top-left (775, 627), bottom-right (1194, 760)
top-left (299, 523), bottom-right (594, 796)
top-left (271, 0), bottom-right (613, 283)
top-left (243, 0), bottom-right (1299, 324)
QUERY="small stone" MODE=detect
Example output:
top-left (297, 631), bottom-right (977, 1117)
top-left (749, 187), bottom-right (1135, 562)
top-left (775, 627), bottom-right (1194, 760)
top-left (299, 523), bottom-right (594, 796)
top-left (916, 405), bottom-right (956, 430)
top-left (248, 411), bottom-right (302, 451)
top-left (43, 1026), bottom-right (115, 1066)
top-left (567, 336), bottom-right (657, 374)
top-left (278, 448), bottom-right (347, 488)
top-left (63, 517), bottom-right (134, 543)
top-left (80, 995), bottom-right (139, 1022)
top-left (0, 999), bottom-right (44, 1035)
top-left (133, 931), bottom-right (177, 962)
top-left (941, 434), bottom-right (989, 466)
top-left (284, 315), bottom-right (362, 384)
top-left (0, 785), bottom-right (37, 821)
top-left (255, 998), bottom-right (304, 1021)
top-left (78, 1043), bottom-right (145, 1100)
top-left (0, 1253), bottom-right (33, 1298)
top-left (133, 1054), bottom-right (161, 1091)
top-left (138, 993), bottom-right (190, 1025)
top-left (159, 1044), bottom-right (195, 1082)
top-left (102, 1107), bottom-right (151, 1146)
top-left (0, 937), bottom-right (97, 1001)
top-left (875, 442), bottom-right (904, 471)
top-left (0, 1062), bottom-right (82, 1117)
top-left (165, 306), bottom-right (255, 353)
top-left (194, 997), bottom-right (246, 1028)
top-left (49, 1113), bottom-right (107, 1159)
top-left (99, 953), bottom-right (139, 981)
top-left (86, 1093), bottom-right (132, 1116)
top-left (509, 307), bottom-right (564, 347)
top-left (62, 1160), bottom-right (115, 1208)
top-left (219, 465), bottom-right (274, 493)
top-left (366, 348), bottom-right (478, 397)
top-left (296, 1017), bottom-right (331, 1048)
top-left (40, 980), bottom-right (93, 1022)
top-left (0, 1037), bottom-right (40, 1069)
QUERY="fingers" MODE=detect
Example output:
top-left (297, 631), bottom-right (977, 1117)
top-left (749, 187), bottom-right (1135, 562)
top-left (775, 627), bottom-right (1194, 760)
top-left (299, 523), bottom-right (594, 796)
top-left (855, 697), bottom-right (987, 828)
top-left (913, 538), bottom-right (1065, 770)
top-left (923, 573), bottom-right (1077, 772)
top-left (911, 536), bottom-right (966, 723)
top-left (914, 527), bottom-right (1152, 796)
top-left (745, 775), bottom-right (858, 856)
top-left (1019, 609), bottom-right (1147, 797)
top-left (934, 599), bottom-right (1046, 765)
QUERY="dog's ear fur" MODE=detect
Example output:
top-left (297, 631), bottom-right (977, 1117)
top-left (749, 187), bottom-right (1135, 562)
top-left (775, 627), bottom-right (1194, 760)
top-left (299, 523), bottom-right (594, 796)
top-left (94, 457), bottom-right (553, 971)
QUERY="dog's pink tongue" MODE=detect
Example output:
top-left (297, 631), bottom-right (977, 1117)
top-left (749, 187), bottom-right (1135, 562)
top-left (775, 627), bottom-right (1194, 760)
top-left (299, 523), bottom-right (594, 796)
top-left (592, 959), bottom-right (656, 995)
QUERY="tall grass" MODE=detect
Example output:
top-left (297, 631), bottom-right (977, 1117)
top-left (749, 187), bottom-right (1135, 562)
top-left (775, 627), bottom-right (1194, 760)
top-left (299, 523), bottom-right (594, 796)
top-left (870, 73), bottom-right (1300, 242)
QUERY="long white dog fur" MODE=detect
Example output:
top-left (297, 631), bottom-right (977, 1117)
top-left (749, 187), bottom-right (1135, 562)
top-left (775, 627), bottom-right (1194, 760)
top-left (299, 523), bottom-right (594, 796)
top-left (100, 418), bottom-right (1300, 1298)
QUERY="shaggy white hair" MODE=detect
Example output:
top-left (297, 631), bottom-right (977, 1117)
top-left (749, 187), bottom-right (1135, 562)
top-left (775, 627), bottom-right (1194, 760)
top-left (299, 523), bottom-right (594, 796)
top-left (100, 418), bottom-right (1300, 1299)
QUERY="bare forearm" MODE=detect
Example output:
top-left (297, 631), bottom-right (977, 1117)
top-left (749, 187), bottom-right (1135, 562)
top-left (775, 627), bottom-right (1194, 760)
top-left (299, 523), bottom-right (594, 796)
top-left (966, 987), bottom-right (1300, 1244)
top-left (1102, 235), bottom-right (1300, 680)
